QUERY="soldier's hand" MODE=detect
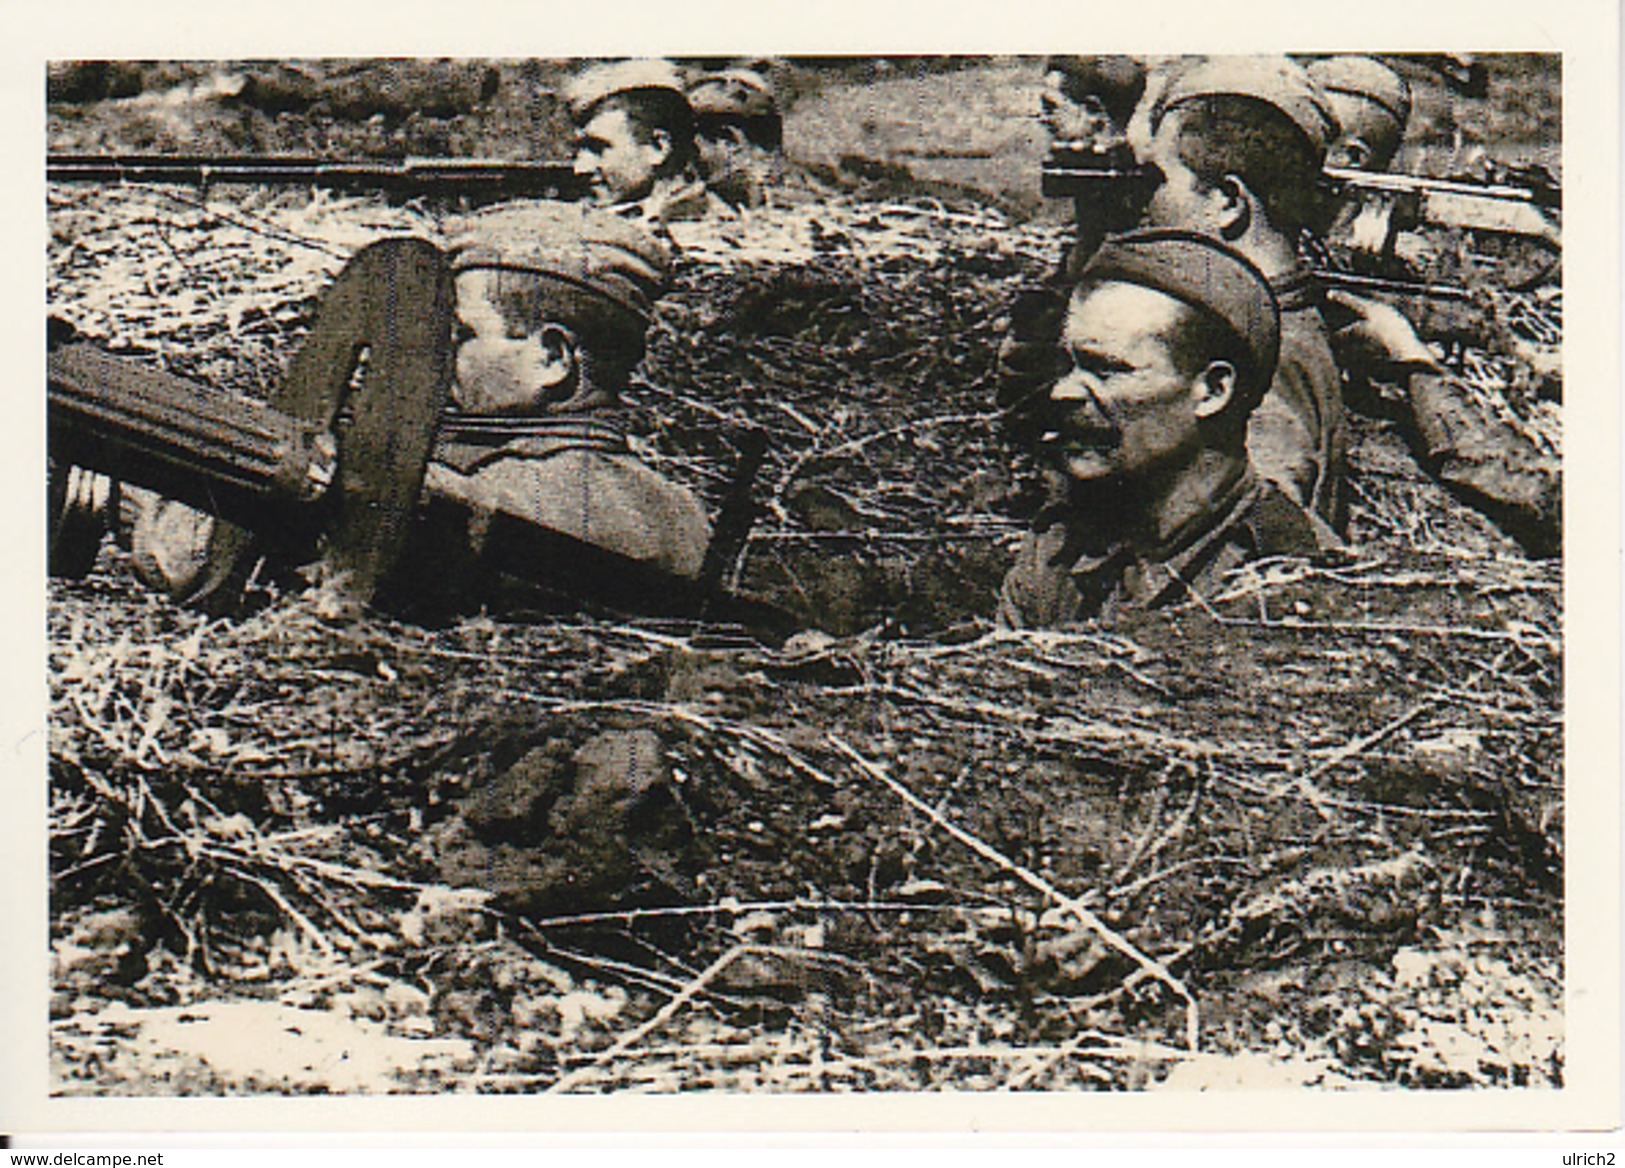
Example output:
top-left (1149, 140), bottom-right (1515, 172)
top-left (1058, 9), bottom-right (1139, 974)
top-left (1326, 289), bottom-right (1442, 382)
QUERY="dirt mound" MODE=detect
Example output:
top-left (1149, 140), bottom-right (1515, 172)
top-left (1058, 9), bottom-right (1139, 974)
top-left (49, 524), bottom-right (1562, 1091)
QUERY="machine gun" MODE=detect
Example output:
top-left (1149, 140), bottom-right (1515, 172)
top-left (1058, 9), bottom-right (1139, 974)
top-left (49, 237), bottom-right (790, 633)
top-left (51, 237), bottom-right (456, 606)
top-left (47, 152), bottom-right (588, 204)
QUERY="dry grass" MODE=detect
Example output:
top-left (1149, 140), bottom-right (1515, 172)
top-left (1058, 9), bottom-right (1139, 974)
top-left (49, 527), bottom-right (1563, 1091)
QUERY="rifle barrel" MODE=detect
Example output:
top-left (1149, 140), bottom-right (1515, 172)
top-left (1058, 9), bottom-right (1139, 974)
top-left (1041, 155), bottom-right (1561, 212)
top-left (1312, 269), bottom-right (1474, 302)
top-left (47, 153), bottom-right (585, 200)
top-left (1323, 165), bottom-right (1561, 212)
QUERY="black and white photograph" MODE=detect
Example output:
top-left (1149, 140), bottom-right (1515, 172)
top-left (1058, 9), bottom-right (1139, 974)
top-left (13, 0), bottom-right (1622, 1141)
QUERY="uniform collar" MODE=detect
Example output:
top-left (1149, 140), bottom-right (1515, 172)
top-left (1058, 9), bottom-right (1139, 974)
top-left (1052, 468), bottom-right (1261, 611)
top-left (613, 176), bottom-right (732, 229)
top-left (433, 414), bottom-right (629, 475)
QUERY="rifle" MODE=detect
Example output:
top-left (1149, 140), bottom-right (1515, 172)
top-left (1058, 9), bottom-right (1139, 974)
top-left (1039, 151), bottom-right (1561, 250)
top-left (1037, 142), bottom-right (1152, 202)
top-left (47, 152), bottom-right (587, 203)
top-left (1038, 143), bottom-right (1159, 266)
top-left (1320, 165), bottom-right (1560, 254)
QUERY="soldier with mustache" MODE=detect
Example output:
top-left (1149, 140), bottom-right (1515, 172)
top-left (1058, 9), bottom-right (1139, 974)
top-left (998, 228), bottom-right (1339, 629)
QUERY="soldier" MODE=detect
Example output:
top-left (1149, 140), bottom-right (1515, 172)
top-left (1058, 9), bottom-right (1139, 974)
top-left (686, 65), bottom-right (783, 210)
top-left (998, 229), bottom-right (1338, 630)
top-left (997, 56), bottom-right (1148, 455)
top-left (413, 201), bottom-right (714, 613)
top-left (129, 204), bottom-right (715, 617)
top-left (1310, 55), bottom-right (1410, 173)
top-left (1040, 54), bottom-right (1145, 151)
top-left (1137, 55), bottom-right (1346, 531)
top-left (1042, 54), bottom-right (1149, 269)
top-left (1306, 57), bottom-right (1561, 558)
top-left (566, 58), bottom-right (729, 228)
top-left (1305, 55), bottom-right (1422, 273)
top-left (1293, 52), bottom-right (1560, 555)
top-left (1306, 55), bottom-right (1558, 354)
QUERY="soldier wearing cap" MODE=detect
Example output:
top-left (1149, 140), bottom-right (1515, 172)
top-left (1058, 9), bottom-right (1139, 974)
top-left (413, 201), bottom-right (713, 612)
top-left (997, 56), bottom-right (1149, 458)
top-left (998, 229), bottom-right (1338, 630)
top-left (566, 59), bottom-right (728, 227)
top-left (1307, 55), bottom-right (1417, 266)
top-left (129, 204), bottom-right (715, 615)
top-left (1304, 56), bottom-right (1561, 558)
top-left (1310, 55), bottom-right (1410, 173)
top-left (1047, 54), bottom-right (1149, 264)
top-left (1040, 55), bottom-right (1146, 155)
top-left (1138, 55), bottom-right (1346, 531)
top-left (686, 66), bottom-right (783, 211)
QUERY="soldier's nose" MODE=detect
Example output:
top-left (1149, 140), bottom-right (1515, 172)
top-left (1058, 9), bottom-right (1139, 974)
top-left (1051, 371), bottom-right (1113, 423)
top-left (1051, 369), bottom-right (1100, 404)
top-left (1050, 367), bottom-right (1080, 397)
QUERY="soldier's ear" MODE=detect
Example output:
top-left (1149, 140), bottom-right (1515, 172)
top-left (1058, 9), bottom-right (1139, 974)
top-left (648, 126), bottom-right (675, 167)
top-left (1214, 174), bottom-right (1252, 240)
top-left (1332, 137), bottom-right (1374, 170)
top-left (535, 323), bottom-right (578, 391)
top-left (1191, 359), bottom-right (1238, 420)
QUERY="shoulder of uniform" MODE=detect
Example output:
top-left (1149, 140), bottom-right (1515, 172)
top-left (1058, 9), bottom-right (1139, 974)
top-left (1251, 481), bottom-right (1344, 555)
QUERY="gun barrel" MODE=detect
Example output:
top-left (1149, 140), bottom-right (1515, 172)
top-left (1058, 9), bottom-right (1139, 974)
top-left (1041, 157), bottom-right (1561, 207)
top-left (1323, 166), bottom-right (1561, 211)
top-left (1312, 270), bottom-right (1474, 302)
top-left (47, 153), bottom-right (585, 201)
top-left (49, 342), bottom-right (335, 532)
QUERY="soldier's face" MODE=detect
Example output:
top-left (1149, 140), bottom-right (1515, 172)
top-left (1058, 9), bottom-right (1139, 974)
top-left (695, 124), bottom-right (772, 208)
top-left (1040, 71), bottom-right (1116, 145)
top-left (574, 106), bottom-right (667, 205)
top-left (452, 271), bottom-right (569, 414)
top-left (1325, 96), bottom-right (1403, 172)
top-left (1140, 110), bottom-right (1223, 232)
top-left (1041, 281), bottom-right (1203, 484)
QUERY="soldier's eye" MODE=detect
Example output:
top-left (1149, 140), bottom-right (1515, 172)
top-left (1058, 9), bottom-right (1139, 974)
top-left (1069, 349), bottom-right (1130, 376)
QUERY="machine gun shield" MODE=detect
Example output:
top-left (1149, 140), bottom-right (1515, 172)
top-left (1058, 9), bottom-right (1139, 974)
top-left (49, 237), bottom-right (455, 609)
top-left (271, 236), bottom-right (456, 599)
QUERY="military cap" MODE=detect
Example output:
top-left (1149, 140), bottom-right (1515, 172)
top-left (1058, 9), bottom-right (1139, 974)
top-left (1308, 55), bottom-right (1411, 130)
top-left (1159, 55), bottom-right (1337, 157)
top-left (1043, 55), bottom-right (1146, 128)
top-left (448, 201), bottom-right (672, 346)
top-left (687, 67), bottom-right (776, 121)
top-left (565, 58), bottom-right (688, 123)
top-left (1080, 228), bottom-right (1280, 385)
